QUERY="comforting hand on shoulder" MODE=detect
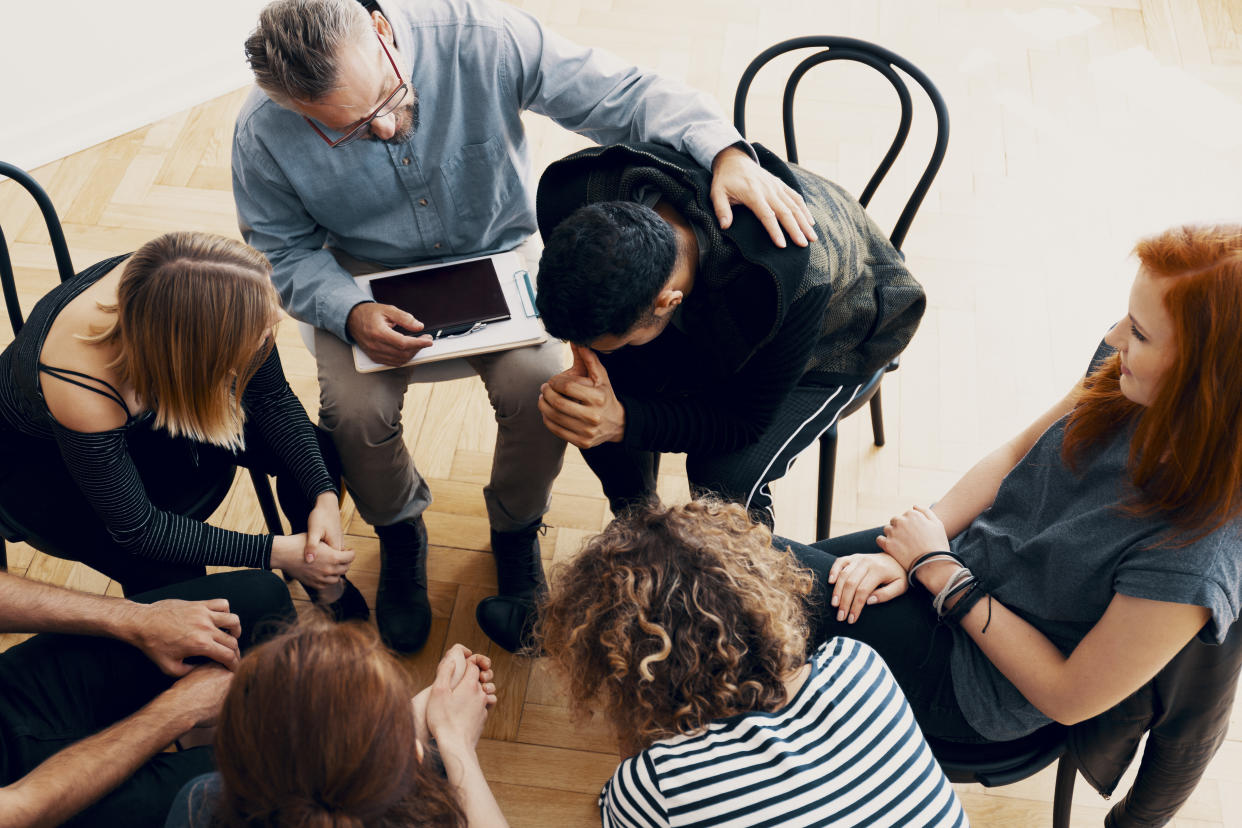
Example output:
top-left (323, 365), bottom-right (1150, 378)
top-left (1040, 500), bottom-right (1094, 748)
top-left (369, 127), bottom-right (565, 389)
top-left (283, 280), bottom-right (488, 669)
top-left (709, 146), bottom-right (817, 249)
top-left (538, 345), bottom-right (625, 449)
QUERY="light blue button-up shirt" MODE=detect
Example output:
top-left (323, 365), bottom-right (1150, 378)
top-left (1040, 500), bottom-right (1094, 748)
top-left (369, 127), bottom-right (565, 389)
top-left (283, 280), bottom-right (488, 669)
top-left (232, 0), bottom-right (745, 341)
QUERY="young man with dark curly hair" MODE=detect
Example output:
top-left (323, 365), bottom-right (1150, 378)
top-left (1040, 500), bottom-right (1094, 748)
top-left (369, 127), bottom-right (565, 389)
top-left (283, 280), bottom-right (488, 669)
top-left (538, 500), bottom-right (966, 828)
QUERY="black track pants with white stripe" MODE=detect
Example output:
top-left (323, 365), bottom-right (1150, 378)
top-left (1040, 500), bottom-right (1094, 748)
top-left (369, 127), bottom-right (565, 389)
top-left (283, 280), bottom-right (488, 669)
top-left (582, 382), bottom-right (862, 526)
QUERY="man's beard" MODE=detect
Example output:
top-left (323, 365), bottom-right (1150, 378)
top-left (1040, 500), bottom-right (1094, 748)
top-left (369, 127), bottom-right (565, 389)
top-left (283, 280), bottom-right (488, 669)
top-left (381, 89), bottom-right (420, 145)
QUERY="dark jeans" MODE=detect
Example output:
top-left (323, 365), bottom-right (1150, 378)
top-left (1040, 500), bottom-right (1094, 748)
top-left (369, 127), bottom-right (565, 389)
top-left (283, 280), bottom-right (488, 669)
top-left (0, 569), bottom-right (294, 826)
top-left (0, 422), bottom-right (338, 595)
top-left (780, 528), bottom-right (988, 743)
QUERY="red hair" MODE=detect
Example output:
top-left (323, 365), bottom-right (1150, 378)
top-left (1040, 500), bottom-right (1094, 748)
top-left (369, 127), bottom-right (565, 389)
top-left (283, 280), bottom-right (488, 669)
top-left (210, 618), bottom-right (464, 827)
top-left (1063, 224), bottom-right (1242, 542)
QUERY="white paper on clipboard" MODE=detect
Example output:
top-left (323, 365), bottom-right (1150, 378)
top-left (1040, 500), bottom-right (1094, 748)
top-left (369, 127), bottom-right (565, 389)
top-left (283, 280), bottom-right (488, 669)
top-left (351, 251), bottom-right (546, 373)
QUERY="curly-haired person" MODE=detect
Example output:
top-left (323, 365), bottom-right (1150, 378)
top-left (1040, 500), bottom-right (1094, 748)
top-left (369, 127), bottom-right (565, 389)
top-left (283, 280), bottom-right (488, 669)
top-left (538, 500), bottom-right (968, 828)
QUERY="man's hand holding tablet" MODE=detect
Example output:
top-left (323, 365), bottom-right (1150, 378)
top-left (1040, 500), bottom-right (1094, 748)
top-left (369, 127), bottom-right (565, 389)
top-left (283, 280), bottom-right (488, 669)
top-left (347, 301), bottom-right (434, 367)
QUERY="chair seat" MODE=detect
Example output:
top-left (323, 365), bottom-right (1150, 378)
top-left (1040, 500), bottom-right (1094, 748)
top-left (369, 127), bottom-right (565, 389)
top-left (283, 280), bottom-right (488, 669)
top-left (927, 722), bottom-right (1068, 787)
top-left (836, 361), bottom-right (893, 422)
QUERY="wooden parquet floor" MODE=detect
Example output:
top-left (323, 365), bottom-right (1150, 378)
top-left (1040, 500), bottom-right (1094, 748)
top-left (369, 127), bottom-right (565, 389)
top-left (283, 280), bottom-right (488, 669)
top-left (3, 0), bottom-right (1242, 825)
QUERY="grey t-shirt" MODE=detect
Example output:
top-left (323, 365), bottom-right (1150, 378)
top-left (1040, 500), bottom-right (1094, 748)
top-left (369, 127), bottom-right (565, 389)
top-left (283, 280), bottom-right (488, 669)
top-left (948, 416), bottom-right (1242, 741)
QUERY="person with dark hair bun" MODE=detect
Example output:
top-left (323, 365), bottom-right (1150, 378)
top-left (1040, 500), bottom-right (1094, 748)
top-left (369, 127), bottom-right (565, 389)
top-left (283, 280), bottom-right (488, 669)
top-left (165, 619), bottom-right (506, 828)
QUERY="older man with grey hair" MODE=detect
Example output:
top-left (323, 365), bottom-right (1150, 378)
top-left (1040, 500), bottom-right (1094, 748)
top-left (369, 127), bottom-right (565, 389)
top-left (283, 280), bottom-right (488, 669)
top-left (233, 0), bottom-right (816, 653)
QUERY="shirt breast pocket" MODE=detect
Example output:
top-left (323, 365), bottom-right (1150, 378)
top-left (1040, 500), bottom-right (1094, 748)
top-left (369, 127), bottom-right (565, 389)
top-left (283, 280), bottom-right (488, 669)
top-left (437, 136), bottom-right (520, 224)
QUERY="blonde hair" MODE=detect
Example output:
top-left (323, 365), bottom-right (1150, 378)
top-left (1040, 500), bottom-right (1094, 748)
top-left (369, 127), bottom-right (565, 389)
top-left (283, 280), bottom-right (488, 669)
top-left (537, 500), bottom-right (813, 750)
top-left (87, 232), bottom-right (279, 450)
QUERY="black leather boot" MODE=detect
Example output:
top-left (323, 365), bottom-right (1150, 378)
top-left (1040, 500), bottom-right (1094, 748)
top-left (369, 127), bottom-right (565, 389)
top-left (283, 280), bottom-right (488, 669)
top-left (374, 517), bottom-right (432, 654)
top-left (475, 521), bottom-right (546, 654)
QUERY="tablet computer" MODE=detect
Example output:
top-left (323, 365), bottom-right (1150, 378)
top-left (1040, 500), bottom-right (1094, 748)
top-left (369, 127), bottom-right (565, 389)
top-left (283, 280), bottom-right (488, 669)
top-left (368, 256), bottom-right (511, 338)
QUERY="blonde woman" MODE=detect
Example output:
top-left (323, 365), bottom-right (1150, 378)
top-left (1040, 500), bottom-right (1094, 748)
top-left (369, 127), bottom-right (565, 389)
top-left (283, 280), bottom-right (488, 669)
top-left (539, 500), bottom-right (966, 828)
top-left (0, 232), bottom-right (363, 616)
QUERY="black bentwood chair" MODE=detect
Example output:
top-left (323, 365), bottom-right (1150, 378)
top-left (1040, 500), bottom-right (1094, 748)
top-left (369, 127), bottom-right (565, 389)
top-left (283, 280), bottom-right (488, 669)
top-left (928, 724), bottom-right (1076, 828)
top-left (0, 161), bottom-right (285, 574)
top-left (733, 37), bottom-right (950, 537)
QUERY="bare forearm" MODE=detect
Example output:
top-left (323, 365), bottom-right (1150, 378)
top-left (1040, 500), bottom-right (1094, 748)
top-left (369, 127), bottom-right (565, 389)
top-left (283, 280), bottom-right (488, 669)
top-left (0, 690), bottom-right (196, 828)
top-left (0, 573), bottom-right (137, 642)
top-left (438, 740), bottom-right (509, 828)
top-left (932, 390), bottom-right (1080, 539)
top-left (917, 563), bottom-right (1207, 726)
top-left (914, 561), bottom-right (1085, 722)
top-left (930, 447), bottom-right (1023, 538)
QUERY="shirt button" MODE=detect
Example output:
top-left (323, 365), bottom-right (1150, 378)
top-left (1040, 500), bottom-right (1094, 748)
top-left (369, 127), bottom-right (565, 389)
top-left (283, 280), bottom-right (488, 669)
top-left (419, 198), bottom-right (428, 206)
top-left (401, 157), bottom-right (411, 166)
top-left (434, 243), bottom-right (442, 249)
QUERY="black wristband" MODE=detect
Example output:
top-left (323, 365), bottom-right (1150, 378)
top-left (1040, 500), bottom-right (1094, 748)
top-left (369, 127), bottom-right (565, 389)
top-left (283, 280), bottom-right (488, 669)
top-left (937, 576), bottom-right (977, 616)
top-left (943, 583), bottom-right (987, 626)
top-left (909, 550), bottom-right (965, 570)
top-left (907, 550), bottom-right (967, 588)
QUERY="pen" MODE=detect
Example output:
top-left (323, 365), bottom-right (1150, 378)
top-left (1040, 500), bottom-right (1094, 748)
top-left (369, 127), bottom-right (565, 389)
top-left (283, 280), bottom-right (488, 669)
top-left (519, 269), bottom-right (539, 317)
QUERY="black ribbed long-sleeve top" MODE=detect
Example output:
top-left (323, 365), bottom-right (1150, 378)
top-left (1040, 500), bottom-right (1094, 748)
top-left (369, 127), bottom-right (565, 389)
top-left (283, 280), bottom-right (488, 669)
top-left (0, 254), bottom-right (335, 569)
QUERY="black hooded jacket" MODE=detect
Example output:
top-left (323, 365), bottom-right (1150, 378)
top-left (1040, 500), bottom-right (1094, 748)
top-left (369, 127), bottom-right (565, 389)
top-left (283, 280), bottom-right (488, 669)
top-left (536, 142), bottom-right (925, 455)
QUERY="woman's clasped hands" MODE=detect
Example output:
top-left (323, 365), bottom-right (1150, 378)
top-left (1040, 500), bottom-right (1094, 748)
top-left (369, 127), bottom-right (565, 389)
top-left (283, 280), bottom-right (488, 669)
top-left (827, 505), bottom-right (952, 624)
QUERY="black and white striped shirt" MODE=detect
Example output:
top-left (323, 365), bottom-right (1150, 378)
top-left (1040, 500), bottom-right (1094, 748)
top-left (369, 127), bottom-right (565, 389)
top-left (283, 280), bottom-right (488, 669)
top-left (600, 637), bottom-right (967, 828)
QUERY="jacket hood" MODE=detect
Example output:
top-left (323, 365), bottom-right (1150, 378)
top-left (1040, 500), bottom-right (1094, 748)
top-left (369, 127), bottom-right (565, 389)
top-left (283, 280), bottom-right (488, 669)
top-left (536, 142), bottom-right (811, 373)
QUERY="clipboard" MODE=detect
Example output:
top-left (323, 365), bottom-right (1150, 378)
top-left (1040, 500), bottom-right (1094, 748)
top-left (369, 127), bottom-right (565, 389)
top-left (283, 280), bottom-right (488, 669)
top-left (351, 251), bottom-right (546, 373)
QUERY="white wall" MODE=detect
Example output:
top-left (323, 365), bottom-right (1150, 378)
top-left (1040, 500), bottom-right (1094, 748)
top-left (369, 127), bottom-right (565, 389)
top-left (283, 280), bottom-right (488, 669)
top-left (0, 1), bottom-right (269, 171)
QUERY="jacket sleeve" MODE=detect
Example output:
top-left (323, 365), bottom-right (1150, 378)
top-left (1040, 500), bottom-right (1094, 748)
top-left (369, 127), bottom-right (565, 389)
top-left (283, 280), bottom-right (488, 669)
top-left (232, 133), bottom-right (369, 342)
top-left (499, 2), bottom-right (748, 172)
top-left (617, 286), bottom-right (829, 455)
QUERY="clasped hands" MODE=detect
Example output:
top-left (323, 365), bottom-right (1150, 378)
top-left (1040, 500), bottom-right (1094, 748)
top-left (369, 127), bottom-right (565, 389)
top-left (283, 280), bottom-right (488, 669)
top-left (271, 492), bottom-right (354, 593)
top-left (539, 344), bottom-right (625, 449)
top-left (827, 505), bottom-right (952, 625)
top-left (412, 644), bottom-right (498, 755)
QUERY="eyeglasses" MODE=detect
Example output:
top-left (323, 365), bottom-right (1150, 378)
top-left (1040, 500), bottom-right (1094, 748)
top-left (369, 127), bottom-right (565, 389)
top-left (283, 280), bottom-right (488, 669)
top-left (304, 32), bottom-right (408, 148)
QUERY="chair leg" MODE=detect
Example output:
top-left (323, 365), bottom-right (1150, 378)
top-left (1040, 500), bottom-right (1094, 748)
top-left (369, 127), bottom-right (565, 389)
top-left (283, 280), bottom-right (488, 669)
top-left (1051, 754), bottom-right (1076, 828)
top-left (248, 469), bottom-right (286, 536)
top-left (869, 386), bottom-right (886, 447)
top-left (816, 424), bottom-right (838, 539)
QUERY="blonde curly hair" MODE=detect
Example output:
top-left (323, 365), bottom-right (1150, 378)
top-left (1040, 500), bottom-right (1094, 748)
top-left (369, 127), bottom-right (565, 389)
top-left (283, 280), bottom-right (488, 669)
top-left (537, 499), bottom-right (814, 749)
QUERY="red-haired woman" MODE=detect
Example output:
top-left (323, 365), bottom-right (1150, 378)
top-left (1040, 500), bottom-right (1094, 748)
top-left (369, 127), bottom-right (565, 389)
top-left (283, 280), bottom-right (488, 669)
top-left (789, 224), bottom-right (1242, 745)
top-left (164, 619), bottom-right (507, 828)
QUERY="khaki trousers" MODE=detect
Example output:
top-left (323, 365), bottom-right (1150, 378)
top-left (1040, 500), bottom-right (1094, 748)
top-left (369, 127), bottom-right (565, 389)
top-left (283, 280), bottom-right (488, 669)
top-left (315, 245), bottom-right (567, 532)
